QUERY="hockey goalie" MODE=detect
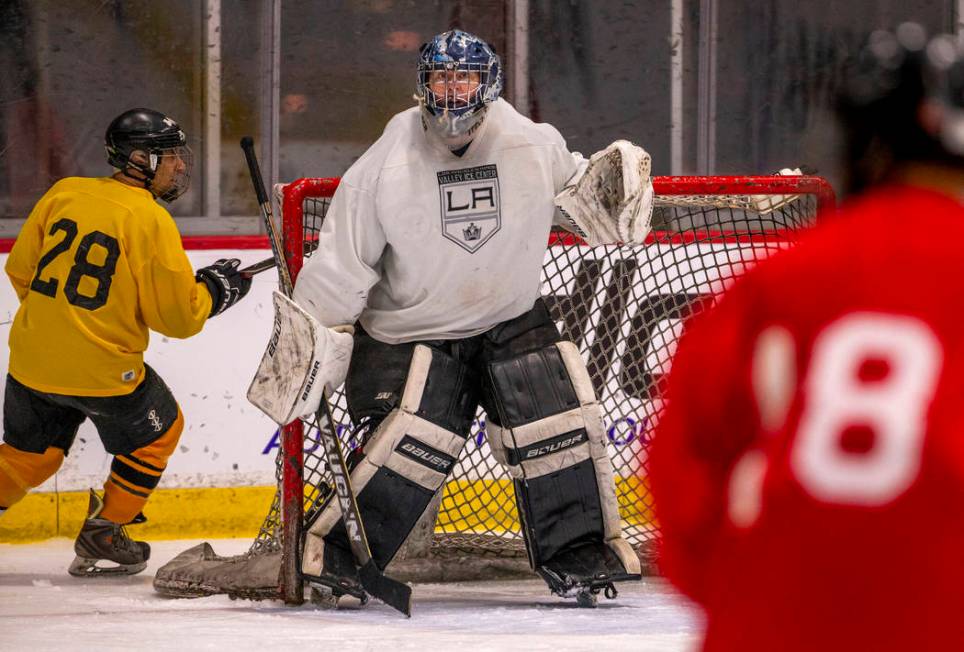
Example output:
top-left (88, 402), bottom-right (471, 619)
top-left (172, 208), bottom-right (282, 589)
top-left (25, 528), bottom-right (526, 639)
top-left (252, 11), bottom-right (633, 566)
top-left (246, 29), bottom-right (652, 606)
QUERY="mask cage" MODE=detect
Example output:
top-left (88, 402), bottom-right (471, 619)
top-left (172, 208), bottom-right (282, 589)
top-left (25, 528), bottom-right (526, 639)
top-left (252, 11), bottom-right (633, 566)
top-left (417, 61), bottom-right (493, 117)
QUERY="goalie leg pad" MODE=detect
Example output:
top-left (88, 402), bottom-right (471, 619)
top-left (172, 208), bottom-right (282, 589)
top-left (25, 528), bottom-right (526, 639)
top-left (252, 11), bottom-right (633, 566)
top-left (484, 341), bottom-right (640, 576)
top-left (303, 344), bottom-right (479, 576)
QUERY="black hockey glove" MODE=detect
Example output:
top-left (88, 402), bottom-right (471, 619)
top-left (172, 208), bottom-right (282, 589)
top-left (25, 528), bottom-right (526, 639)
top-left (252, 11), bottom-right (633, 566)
top-left (196, 258), bottom-right (252, 317)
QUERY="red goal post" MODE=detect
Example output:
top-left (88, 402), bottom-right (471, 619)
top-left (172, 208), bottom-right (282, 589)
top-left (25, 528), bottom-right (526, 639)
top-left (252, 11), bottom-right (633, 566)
top-left (267, 173), bottom-right (835, 604)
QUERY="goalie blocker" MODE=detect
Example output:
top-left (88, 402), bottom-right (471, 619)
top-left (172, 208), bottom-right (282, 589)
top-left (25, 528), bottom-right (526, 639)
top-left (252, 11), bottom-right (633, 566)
top-left (297, 300), bottom-right (641, 602)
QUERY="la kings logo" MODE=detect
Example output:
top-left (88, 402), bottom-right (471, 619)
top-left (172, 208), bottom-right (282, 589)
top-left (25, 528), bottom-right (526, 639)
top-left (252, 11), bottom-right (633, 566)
top-left (437, 164), bottom-right (501, 253)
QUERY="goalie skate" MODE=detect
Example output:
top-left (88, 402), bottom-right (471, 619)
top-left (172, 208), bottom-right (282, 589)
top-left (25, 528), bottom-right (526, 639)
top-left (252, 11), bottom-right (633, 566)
top-left (68, 490), bottom-right (150, 577)
top-left (301, 533), bottom-right (368, 605)
top-left (303, 572), bottom-right (368, 605)
top-left (537, 568), bottom-right (623, 608)
top-left (302, 538), bottom-right (411, 612)
top-left (536, 541), bottom-right (640, 607)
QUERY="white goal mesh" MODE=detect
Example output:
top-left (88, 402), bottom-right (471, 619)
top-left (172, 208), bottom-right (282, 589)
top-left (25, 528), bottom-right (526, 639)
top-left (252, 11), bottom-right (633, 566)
top-left (154, 174), bottom-right (834, 604)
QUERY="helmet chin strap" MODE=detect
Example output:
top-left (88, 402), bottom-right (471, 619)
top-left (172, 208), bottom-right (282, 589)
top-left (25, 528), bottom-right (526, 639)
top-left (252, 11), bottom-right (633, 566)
top-left (420, 104), bottom-right (488, 150)
top-left (117, 151), bottom-right (161, 194)
top-left (117, 165), bottom-right (157, 194)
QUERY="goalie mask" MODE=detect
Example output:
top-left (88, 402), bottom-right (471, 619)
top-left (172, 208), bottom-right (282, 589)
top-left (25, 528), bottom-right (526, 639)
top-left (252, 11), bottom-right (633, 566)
top-left (415, 30), bottom-right (503, 148)
top-left (105, 108), bottom-right (193, 202)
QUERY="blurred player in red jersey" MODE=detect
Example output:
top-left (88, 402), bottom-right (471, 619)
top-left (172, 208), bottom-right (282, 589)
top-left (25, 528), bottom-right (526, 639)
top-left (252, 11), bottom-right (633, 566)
top-left (649, 23), bottom-right (964, 652)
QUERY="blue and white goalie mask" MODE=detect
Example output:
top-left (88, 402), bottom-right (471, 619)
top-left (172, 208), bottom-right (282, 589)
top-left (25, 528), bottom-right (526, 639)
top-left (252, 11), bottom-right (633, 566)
top-left (415, 30), bottom-right (503, 148)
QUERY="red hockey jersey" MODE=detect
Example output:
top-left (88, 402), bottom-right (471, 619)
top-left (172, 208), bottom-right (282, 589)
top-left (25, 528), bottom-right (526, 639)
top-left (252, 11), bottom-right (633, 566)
top-left (650, 184), bottom-right (964, 652)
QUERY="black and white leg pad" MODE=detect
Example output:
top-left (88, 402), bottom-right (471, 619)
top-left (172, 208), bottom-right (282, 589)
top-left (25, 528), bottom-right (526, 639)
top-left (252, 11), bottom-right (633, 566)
top-left (302, 344), bottom-right (474, 576)
top-left (486, 341), bottom-right (640, 576)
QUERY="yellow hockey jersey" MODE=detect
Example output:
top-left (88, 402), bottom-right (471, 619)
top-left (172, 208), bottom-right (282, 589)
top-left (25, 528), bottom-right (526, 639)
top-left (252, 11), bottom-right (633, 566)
top-left (5, 177), bottom-right (213, 396)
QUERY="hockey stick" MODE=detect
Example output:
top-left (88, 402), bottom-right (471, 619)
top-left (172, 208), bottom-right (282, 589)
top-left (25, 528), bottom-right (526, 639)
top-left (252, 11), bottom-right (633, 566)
top-left (238, 257), bottom-right (276, 279)
top-left (239, 240), bottom-right (320, 279)
top-left (240, 136), bottom-right (412, 616)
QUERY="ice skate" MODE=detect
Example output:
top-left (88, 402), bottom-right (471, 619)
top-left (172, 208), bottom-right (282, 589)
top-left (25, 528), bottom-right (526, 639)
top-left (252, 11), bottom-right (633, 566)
top-left (537, 541), bottom-right (641, 607)
top-left (301, 536), bottom-right (367, 603)
top-left (68, 489), bottom-right (150, 577)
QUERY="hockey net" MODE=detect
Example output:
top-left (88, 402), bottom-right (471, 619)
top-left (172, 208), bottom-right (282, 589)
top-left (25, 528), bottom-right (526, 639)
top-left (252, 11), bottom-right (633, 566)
top-left (154, 174), bottom-right (834, 604)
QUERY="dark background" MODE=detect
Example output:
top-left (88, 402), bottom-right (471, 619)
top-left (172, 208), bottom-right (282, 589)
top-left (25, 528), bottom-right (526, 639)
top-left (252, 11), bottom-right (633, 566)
top-left (0, 0), bottom-right (955, 231)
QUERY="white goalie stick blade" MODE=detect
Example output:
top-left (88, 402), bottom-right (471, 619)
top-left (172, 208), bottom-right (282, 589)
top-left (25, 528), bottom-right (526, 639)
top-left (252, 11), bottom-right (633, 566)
top-left (750, 167), bottom-right (803, 215)
top-left (247, 291), bottom-right (322, 425)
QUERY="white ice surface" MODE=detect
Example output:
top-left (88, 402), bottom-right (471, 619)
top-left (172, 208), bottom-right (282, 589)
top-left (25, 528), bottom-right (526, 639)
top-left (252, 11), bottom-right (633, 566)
top-left (0, 538), bottom-right (703, 652)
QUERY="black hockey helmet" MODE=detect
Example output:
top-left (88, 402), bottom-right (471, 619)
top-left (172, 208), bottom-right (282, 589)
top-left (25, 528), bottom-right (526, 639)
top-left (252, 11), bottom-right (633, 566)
top-left (921, 34), bottom-right (964, 157)
top-left (836, 23), bottom-right (964, 193)
top-left (105, 108), bottom-right (193, 202)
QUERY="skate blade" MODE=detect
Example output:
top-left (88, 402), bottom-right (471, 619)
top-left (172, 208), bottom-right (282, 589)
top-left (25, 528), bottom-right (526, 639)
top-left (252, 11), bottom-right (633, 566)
top-left (303, 572), bottom-right (368, 603)
top-left (576, 590), bottom-right (598, 608)
top-left (539, 567), bottom-right (641, 601)
top-left (308, 585), bottom-right (340, 609)
top-left (68, 556), bottom-right (147, 577)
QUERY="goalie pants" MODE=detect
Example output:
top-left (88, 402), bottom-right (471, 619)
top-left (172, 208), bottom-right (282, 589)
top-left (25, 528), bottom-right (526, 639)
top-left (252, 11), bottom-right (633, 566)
top-left (305, 300), bottom-right (636, 576)
top-left (0, 366), bottom-right (183, 524)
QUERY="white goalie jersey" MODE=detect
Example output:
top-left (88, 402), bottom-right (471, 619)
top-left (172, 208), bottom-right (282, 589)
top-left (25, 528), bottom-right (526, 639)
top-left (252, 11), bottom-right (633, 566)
top-left (292, 98), bottom-right (585, 344)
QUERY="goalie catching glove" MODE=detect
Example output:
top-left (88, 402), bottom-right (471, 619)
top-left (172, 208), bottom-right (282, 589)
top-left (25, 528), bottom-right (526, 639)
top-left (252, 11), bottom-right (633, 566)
top-left (247, 291), bottom-right (353, 425)
top-left (554, 140), bottom-right (655, 246)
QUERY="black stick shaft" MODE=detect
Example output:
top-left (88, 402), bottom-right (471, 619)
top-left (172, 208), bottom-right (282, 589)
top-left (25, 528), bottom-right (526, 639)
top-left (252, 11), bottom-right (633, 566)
top-left (239, 241), bottom-right (319, 279)
top-left (240, 136), bottom-right (293, 295)
top-left (240, 136), bottom-right (270, 205)
top-left (239, 257), bottom-right (274, 278)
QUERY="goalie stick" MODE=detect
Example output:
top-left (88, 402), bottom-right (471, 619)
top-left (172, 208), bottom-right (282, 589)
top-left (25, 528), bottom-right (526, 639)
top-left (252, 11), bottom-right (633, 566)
top-left (240, 137), bottom-right (412, 616)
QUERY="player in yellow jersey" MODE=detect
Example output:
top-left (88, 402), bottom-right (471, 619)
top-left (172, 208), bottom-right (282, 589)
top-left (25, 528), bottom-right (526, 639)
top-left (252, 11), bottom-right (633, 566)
top-left (0, 108), bottom-right (252, 576)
